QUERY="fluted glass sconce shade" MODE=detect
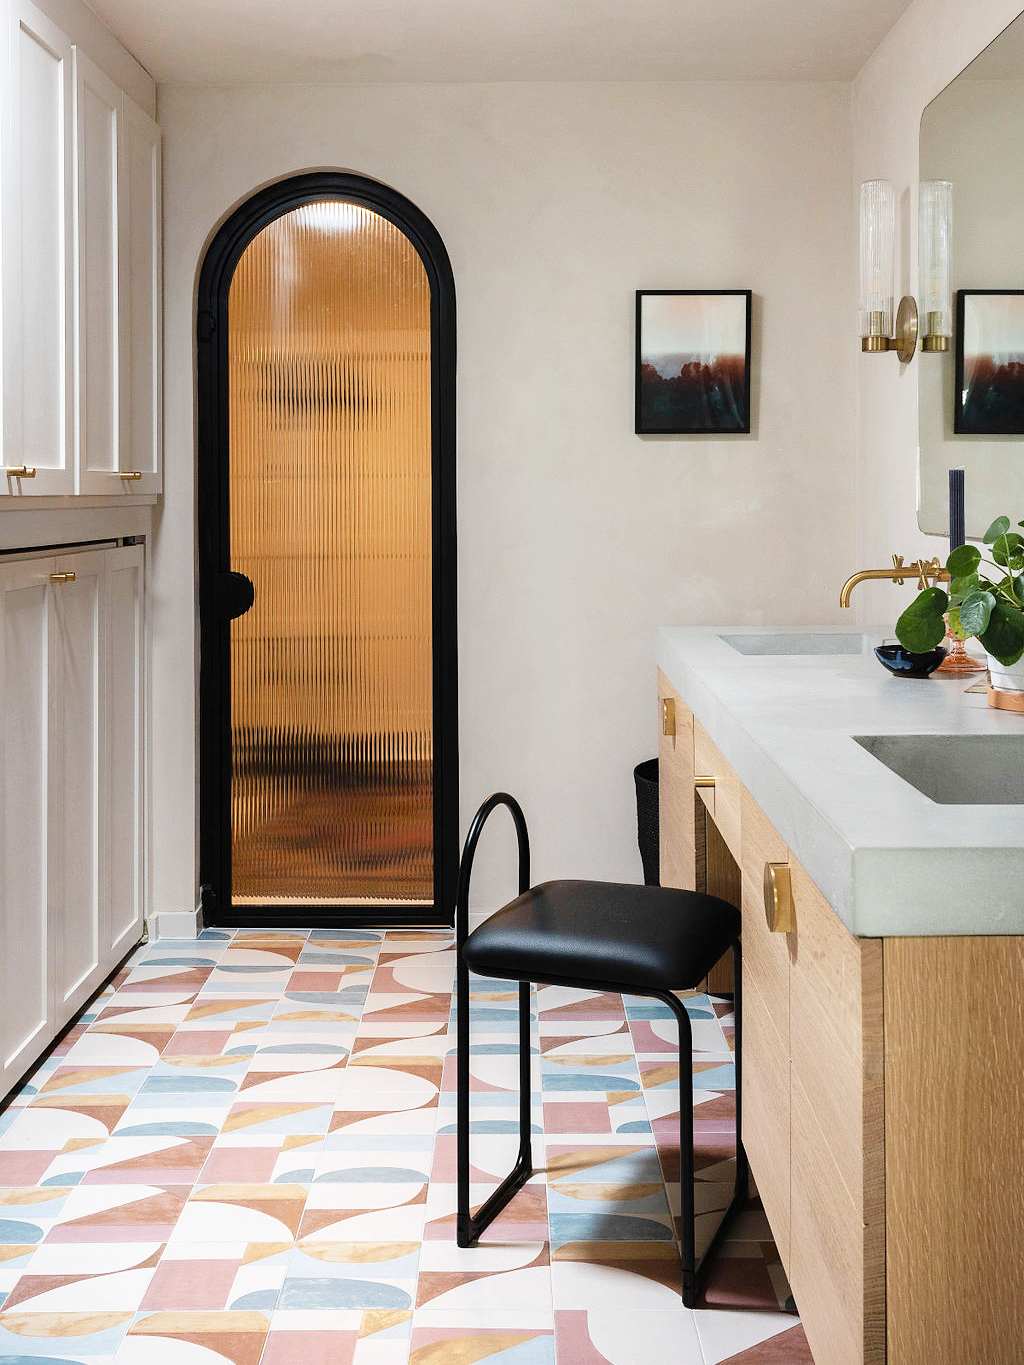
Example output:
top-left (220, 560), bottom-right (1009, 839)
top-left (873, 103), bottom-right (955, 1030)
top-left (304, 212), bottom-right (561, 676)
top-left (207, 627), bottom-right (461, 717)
top-left (860, 179), bottom-right (895, 349)
top-left (919, 179), bottom-right (953, 351)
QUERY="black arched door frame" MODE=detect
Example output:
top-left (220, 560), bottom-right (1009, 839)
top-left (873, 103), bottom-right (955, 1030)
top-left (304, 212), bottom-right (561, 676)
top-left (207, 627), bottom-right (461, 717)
top-left (196, 172), bottom-right (458, 928)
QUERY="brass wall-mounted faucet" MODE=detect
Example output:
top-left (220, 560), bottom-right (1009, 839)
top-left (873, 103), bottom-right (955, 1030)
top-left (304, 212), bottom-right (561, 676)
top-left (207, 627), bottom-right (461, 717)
top-left (839, 554), bottom-right (950, 608)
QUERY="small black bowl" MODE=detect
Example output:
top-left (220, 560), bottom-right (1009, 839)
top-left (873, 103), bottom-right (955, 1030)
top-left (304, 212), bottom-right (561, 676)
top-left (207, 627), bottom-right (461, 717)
top-left (874, 643), bottom-right (947, 678)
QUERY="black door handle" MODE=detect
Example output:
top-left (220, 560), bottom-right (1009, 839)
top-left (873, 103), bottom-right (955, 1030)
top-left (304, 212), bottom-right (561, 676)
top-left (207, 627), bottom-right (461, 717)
top-left (210, 571), bottom-right (255, 621)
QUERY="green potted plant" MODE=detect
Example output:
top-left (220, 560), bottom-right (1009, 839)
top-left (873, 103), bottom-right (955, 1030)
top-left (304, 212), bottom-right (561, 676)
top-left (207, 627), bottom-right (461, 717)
top-left (896, 516), bottom-right (1024, 690)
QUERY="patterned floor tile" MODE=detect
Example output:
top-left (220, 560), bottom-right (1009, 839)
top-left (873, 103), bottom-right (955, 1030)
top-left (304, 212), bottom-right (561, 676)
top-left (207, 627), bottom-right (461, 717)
top-left (0, 927), bottom-right (806, 1365)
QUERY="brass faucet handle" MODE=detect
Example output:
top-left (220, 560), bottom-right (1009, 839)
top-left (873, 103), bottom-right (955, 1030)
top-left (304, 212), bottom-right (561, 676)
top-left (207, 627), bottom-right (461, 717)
top-left (890, 553), bottom-right (906, 585)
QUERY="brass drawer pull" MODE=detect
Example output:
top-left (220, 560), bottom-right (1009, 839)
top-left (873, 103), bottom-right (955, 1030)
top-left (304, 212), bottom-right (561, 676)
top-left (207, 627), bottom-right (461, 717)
top-left (764, 862), bottom-right (794, 933)
top-left (661, 696), bottom-right (675, 736)
top-left (49, 572), bottom-right (76, 584)
top-left (119, 470), bottom-right (143, 480)
top-left (694, 775), bottom-right (716, 788)
top-left (6, 465), bottom-right (36, 478)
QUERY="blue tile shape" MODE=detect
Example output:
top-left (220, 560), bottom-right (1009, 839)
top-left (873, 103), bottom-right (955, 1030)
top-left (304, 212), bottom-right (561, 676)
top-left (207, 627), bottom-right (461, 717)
top-left (548, 1212), bottom-right (675, 1242)
top-left (436, 1121), bottom-right (543, 1135)
top-left (691, 1063), bottom-right (735, 1089)
top-left (256, 1044), bottom-right (349, 1056)
top-left (140, 1074), bottom-right (238, 1093)
top-left (542, 1073), bottom-right (640, 1092)
top-left (616, 1119), bottom-right (653, 1133)
top-left (278, 1278), bottom-right (412, 1309)
top-left (314, 1166), bottom-right (428, 1183)
top-left (0, 1219), bottom-right (44, 1244)
top-left (144, 956), bottom-right (219, 967)
top-left (486, 1339), bottom-right (555, 1365)
top-left (286, 990), bottom-right (367, 1006)
top-left (230, 1289), bottom-right (281, 1310)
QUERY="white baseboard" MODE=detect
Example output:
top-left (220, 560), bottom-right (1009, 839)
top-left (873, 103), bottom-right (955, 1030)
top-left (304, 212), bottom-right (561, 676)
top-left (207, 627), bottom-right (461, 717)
top-left (149, 908), bottom-right (201, 940)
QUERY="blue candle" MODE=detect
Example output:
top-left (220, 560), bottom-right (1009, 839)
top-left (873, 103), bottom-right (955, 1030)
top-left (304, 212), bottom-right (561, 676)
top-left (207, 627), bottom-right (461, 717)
top-left (949, 468), bottom-right (965, 551)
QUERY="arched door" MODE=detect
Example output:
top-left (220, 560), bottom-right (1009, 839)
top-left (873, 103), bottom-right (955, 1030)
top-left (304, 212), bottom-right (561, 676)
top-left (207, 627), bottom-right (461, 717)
top-left (197, 174), bottom-right (457, 928)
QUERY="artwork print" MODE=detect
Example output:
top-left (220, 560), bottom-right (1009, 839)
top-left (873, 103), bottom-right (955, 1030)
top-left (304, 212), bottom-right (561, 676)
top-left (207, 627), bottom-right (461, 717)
top-left (955, 290), bottom-right (1024, 434)
top-left (635, 290), bottom-right (751, 434)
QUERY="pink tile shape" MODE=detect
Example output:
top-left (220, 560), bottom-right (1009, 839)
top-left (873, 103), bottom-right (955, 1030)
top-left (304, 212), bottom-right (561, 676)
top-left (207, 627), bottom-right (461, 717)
top-left (0, 1150), bottom-right (57, 1182)
top-left (140, 1256), bottom-right (242, 1309)
top-left (260, 1329), bottom-right (358, 1364)
top-left (554, 1309), bottom-right (616, 1364)
top-left (161, 1030), bottom-right (234, 1056)
top-left (198, 1146), bottom-right (283, 1184)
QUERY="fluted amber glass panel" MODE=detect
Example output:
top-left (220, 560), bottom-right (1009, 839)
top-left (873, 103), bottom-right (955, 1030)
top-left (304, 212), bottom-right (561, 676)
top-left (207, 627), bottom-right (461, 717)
top-left (228, 201), bottom-right (432, 904)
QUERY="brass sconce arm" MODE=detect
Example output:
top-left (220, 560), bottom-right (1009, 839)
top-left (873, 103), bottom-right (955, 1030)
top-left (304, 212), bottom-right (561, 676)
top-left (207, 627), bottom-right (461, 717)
top-left (840, 554), bottom-right (949, 608)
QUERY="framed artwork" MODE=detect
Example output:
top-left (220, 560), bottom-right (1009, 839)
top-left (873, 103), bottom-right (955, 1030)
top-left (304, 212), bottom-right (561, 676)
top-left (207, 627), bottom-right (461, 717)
top-left (635, 290), bottom-right (752, 434)
top-left (955, 289), bottom-right (1024, 434)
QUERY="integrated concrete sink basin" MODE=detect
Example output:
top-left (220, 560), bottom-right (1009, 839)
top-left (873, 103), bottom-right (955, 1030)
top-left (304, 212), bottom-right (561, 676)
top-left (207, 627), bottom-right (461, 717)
top-left (853, 733), bottom-right (1024, 805)
top-left (720, 632), bottom-right (870, 656)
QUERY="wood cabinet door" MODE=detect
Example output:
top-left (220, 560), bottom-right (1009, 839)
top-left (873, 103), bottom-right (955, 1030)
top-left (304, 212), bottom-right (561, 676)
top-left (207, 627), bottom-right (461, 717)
top-left (1, 0), bottom-right (75, 497)
top-left (738, 788), bottom-right (791, 1267)
top-left (104, 544), bottom-right (145, 959)
top-left (48, 549), bottom-right (107, 1026)
top-left (657, 671), bottom-right (695, 891)
top-left (0, 558), bottom-right (53, 1096)
top-left (788, 858), bottom-right (884, 1365)
top-left (74, 48), bottom-right (121, 495)
top-left (119, 94), bottom-right (161, 491)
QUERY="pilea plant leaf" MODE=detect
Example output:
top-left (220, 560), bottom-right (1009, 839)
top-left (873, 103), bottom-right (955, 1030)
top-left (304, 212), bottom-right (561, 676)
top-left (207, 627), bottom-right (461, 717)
top-left (958, 589), bottom-right (996, 637)
top-left (992, 532), bottom-right (1024, 568)
top-left (979, 601), bottom-right (1024, 666)
top-left (947, 544), bottom-right (980, 576)
top-left (949, 573), bottom-right (980, 604)
top-left (895, 587), bottom-right (948, 653)
top-left (984, 516), bottom-right (1011, 543)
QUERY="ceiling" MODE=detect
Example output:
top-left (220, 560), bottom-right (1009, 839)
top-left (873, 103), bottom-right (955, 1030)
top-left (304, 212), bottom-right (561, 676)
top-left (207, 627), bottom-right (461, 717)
top-left (86, 0), bottom-right (918, 85)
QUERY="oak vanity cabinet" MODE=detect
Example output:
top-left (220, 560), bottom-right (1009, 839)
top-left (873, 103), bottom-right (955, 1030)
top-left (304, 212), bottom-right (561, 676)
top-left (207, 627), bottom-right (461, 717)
top-left (657, 674), bottom-right (883, 1365)
top-left (0, 543), bottom-right (144, 1097)
top-left (1, 0), bottom-right (162, 497)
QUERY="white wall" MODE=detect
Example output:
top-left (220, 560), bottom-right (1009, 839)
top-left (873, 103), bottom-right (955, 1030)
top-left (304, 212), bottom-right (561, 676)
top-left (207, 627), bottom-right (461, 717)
top-left (153, 80), bottom-right (856, 912)
top-left (851, 0), bottom-right (1023, 624)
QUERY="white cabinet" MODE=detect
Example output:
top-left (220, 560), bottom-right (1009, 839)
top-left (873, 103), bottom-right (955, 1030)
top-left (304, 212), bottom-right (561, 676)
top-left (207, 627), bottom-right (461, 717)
top-left (1, 0), bottom-right (75, 495)
top-left (119, 96), bottom-right (161, 492)
top-left (0, 542), bottom-right (144, 1097)
top-left (1, 0), bottom-right (161, 499)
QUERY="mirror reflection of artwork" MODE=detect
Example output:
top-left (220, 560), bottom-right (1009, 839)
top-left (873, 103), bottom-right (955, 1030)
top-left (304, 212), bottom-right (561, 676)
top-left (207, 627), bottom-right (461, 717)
top-left (955, 290), bottom-right (1024, 434)
top-left (635, 290), bottom-right (751, 434)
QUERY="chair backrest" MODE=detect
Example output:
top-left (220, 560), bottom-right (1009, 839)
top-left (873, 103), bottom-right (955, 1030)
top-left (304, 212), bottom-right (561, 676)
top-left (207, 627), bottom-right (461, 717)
top-left (455, 792), bottom-right (531, 950)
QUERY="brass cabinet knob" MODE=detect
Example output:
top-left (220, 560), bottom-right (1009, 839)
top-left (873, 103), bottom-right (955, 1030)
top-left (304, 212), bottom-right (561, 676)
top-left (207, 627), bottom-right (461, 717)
top-left (763, 861), bottom-right (794, 933)
top-left (694, 776), bottom-right (715, 789)
top-left (119, 470), bottom-right (143, 480)
top-left (6, 465), bottom-right (36, 477)
top-left (661, 696), bottom-right (675, 737)
top-left (48, 572), bottom-right (76, 584)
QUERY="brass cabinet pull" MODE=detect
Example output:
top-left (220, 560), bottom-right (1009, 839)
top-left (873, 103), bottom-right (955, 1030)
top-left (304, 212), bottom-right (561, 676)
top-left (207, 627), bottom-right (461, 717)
top-left (764, 861), bottom-right (794, 933)
top-left (694, 775), bottom-right (716, 788)
top-left (118, 470), bottom-right (143, 480)
top-left (661, 696), bottom-right (675, 736)
top-left (6, 465), bottom-right (36, 478)
top-left (49, 572), bottom-right (76, 584)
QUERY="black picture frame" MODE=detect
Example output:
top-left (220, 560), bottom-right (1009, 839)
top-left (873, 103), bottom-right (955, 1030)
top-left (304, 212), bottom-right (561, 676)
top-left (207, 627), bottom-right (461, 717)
top-left (635, 289), bottom-right (752, 434)
top-left (955, 289), bottom-right (1024, 434)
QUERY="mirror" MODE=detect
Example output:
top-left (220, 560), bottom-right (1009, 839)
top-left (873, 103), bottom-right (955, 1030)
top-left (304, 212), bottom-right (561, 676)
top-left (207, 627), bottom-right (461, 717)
top-left (918, 10), bottom-right (1024, 538)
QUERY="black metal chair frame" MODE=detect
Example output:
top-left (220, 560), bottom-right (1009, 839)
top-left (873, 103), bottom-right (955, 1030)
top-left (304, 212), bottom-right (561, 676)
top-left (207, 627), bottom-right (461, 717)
top-left (455, 792), bottom-right (749, 1307)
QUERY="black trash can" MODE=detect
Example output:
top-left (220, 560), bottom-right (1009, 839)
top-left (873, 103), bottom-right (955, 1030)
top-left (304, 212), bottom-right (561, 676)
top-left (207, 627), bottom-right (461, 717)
top-left (633, 758), bottom-right (660, 886)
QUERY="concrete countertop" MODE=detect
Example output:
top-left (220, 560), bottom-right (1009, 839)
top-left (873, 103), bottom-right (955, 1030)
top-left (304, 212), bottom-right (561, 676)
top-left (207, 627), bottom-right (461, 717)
top-left (657, 625), bottom-right (1024, 937)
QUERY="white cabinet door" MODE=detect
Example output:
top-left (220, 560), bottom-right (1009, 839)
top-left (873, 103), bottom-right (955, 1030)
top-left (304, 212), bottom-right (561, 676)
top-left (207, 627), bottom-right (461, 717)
top-left (48, 549), bottom-right (106, 1023)
top-left (104, 543), bottom-right (144, 957)
top-left (1, 0), bottom-right (75, 497)
top-left (119, 96), bottom-right (161, 492)
top-left (0, 558), bottom-right (53, 1095)
top-left (74, 49), bottom-right (121, 495)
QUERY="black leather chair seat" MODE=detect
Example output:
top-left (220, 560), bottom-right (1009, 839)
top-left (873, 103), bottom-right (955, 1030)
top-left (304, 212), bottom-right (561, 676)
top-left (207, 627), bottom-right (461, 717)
top-left (463, 879), bottom-right (741, 993)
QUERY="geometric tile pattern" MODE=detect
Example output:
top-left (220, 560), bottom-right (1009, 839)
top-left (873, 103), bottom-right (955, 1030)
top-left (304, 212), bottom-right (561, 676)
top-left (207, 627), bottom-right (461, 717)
top-left (0, 928), bottom-right (807, 1364)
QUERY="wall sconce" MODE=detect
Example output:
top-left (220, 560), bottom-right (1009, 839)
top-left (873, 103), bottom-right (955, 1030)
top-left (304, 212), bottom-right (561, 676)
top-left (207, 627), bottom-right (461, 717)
top-left (859, 179), bottom-right (918, 361)
top-left (919, 179), bottom-right (952, 352)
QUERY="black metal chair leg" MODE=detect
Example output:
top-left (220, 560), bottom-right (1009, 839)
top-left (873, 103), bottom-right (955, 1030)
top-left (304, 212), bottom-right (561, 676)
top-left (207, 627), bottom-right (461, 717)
top-left (659, 942), bottom-right (748, 1307)
top-left (455, 794), bottom-right (534, 1247)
